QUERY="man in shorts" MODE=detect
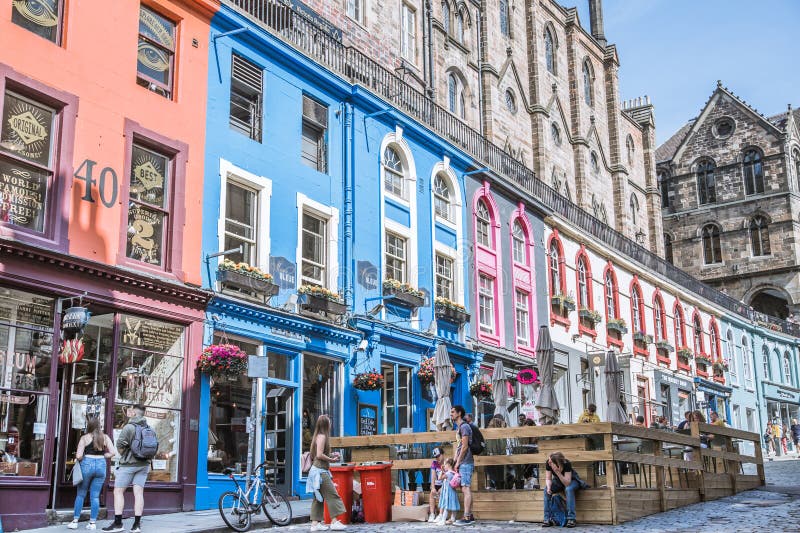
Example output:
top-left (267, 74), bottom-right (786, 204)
top-left (103, 404), bottom-right (150, 533)
top-left (451, 405), bottom-right (475, 525)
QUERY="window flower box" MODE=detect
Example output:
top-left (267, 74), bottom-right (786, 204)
top-left (606, 318), bottom-right (628, 334)
top-left (217, 260), bottom-right (279, 297)
top-left (579, 308), bottom-right (602, 324)
top-left (712, 361), bottom-right (729, 373)
top-left (633, 332), bottom-right (653, 344)
top-left (695, 355), bottom-right (712, 366)
top-left (299, 285), bottom-right (347, 315)
top-left (383, 280), bottom-right (425, 309)
top-left (435, 297), bottom-right (470, 324)
top-left (655, 340), bottom-right (674, 353)
top-left (676, 347), bottom-right (694, 359)
top-left (551, 293), bottom-right (575, 312)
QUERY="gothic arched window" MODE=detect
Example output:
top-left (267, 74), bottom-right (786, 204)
top-left (582, 60), bottom-right (593, 106)
top-left (749, 215), bottom-right (771, 256)
top-left (630, 194), bottom-right (639, 225)
top-left (702, 224), bottom-right (721, 264)
top-left (499, 0), bottom-right (510, 36)
top-left (659, 170), bottom-right (671, 208)
top-left (697, 159), bottom-right (716, 205)
top-left (743, 149), bottom-right (764, 195)
top-left (544, 27), bottom-right (555, 74)
top-left (664, 233), bottom-right (674, 264)
top-left (442, 2), bottom-right (450, 34)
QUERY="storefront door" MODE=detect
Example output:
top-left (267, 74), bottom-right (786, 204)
top-left (263, 387), bottom-right (293, 493)
top-left (51, 311), bottom-right (114, 510)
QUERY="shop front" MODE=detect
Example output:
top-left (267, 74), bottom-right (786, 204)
top-left (653, 370), bottom-right (695, 428)
top-left (195, 299), bottom-right (361, 509)
top-left (695, 378), bottom-right (732, 424)
top-left (0, 246), bottom-right (208, 530)
top-left (762, 382), bottom-right (800, 453)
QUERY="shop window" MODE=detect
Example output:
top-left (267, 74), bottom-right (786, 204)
top-left (382, 364), bottom-right (412, 434)
top-left (113, 314), bottom-right (184, 483)
top-left (136, 5), bottom-right (176, 99)
top-left (207, 336), bottom-right (260, 475)
top-left (302, 354), bottom-right (340, 454)
top-left (0, 91), bottom-right (57, 235)
top-left (300, 96), bottom-right (328, 173)
top-left (0, 288), bottom-right (54, 478)
top-left (229, 54), bottom-right (263, 142)
top-left (12, 0), bottom-right (65, 43)
top-left (435, 254), bottom-right (454, 300)
top-left (125, 143), bottom-right (173, 267)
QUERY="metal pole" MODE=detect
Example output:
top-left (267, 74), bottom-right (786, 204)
top-left (245, 376), bottom-right (258, 488)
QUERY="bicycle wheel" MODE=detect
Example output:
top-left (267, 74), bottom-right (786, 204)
top-left (219, 490), bottom-right (252, 532)
top-left (261, 485), bottom-right (293, 526)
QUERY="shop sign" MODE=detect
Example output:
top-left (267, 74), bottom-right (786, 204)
top-left (762, 383), bottom-right (800, 404)
top-left (61, 306), bottom-right (90, 333)
top-left (120, 316), bottom-right (183, 352)
top-left (2, 92), bottom-right (53, 167)
top-left (358, 403), bottom-right (377, 436)
top-left (0, 393), bottom-right (32, 405)
top-left (357, 261), bottom-right (378, 290)
top-left (268, 326), bottom-right (308, 343)
top-left (522, 400), bottom-right (537, 420)
top-left (654, 370), bottom-right (693, 390)
top-left (269, 256), bottom-right (296, 289)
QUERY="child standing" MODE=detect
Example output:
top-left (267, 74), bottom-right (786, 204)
top-left (437, 458), bottom-right (460, 525)
top-left (427, 447), bottom-right (444, 522)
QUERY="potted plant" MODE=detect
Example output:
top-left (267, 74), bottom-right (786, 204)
top-left (434, 297), bottom-right (470, 324)
top-left (633, 331), bottom-right (653, 344)
top-left (197, 344), bottom-right (248, 380)
top-left (606, 318), bottom-right (628, 334)
top-left (217, 259), bottom-right (279, 296)
top-left (298, 285), bottom-right (347, 315)
top-left (551, 293), bottom-right (575, 312)
top-left (695, 355), bottom-right (712, 366)
top-left (353, 369), bottom-right (384, 391)
top-left (655, 340), bottom-right (674, 353)
top-left (469, 380), bottom-right (493, 401)
top-left (676, 346), bottom-right (693, 359)
top-left (383, 280), bottom-right (425, 309)
top-left (578, 308), bottom-right (602, 325)
top-left (417, 356), bottom-right (457, 385)
top-left (712, 361), bottom-right (729, 373)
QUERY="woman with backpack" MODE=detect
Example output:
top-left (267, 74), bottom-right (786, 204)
top-left (305, 414), bottom-right (347, 531)
top-left (67, 418), bottom-right (117, 530)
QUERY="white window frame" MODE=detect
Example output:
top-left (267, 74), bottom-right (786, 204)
top-left (430, 162), bottom-right (460, 231)
top-left (434, 241), bottom-right (462, 305)
top-left (512, 220), bottom-right (527, 265)
top-left (726, 330), bottom-right (739, 385)
top-left (300, 211), bottom-right (328, 287)
top-left (515, 289), bottom-right (530, 347)
top-left (217, 159), bottom-right (272, 272)
top-left (401, 3), bottom-right (416, 63)
top-left (742, 336), bottom-right (754, 390)
top-left (346, 0), bottom-right (365, 24)
top-left (784, 353), bottom-right (793, 386)
top-left (478, 274), bottom-right (495, 334)
top-left (296, 193), bottom-right (339, 291)
top-left (384, 231), bottom-right (408, 283)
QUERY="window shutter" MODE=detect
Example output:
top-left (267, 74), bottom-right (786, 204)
top-left (232, 54), bottom-right (262, 94)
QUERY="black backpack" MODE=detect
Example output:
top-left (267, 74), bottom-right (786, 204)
top-left (464, 422), bottom-right (486, 456)
top-left (129, 422), bottom-right (159, 460)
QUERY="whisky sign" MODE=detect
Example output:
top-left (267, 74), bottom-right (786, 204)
top-left (2, 93), bottom-right (53, 167)
top-left (0, 160), bottom-right (47, 231)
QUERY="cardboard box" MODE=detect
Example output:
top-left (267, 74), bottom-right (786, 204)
top-left (16, 462), bottom-right (37, 476)
top-left (391, 505), bottom-right (428, 522)
top-left (393, 490), bottom-right (419, 506)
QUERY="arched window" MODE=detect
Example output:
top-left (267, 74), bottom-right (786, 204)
top-left (743, 149), bottom-right (764, 195)
top-left (433, 174), bottom-right (453, 222)
top-left (674, 303), bottom-right (685, 348)
top-left (626, 135), bottom-right (635, 165)
top-left (442, 1), bottom-right (450, 34)
top-left (551, 123), bottom-right (561, 146)
top-left (794, 149), bottom-right (800, 188)
top-left (512, 220), bottom-right (527, 264)
top-left (590, 151), bottom-right (599, 173)
top-left (447, 73), bottom-right (465, 119)
top-left (476, 199), bottom-right (492, 247)
top-left (696, 160), bottom-right (716, 205)
top-left (548, 234), bottom-right (565, 298)
top-left (659, 170), bottom-right (671, 208)
top-left (544, 27), bottom-right (555, 74)
top-left (576, 253), bottom-right (592, 311)
top-left (726, 330), bottom-right (738, 379)
top-left (762, 346), bottom-right (770, 380)
top-left (784, 352), bottom-right (793, 385)
top-left (664, 233), bottom-right (674, 264)
top-left (702, 224), bottom-right (721, 264)
top-left (604, 266), bottom-right (618, 320)
top-left (455, 12), bottom-right (464, 43)
top-left (693, 313), bottom-right (704, 355)
top-left (383, 145), bottom-right (406, 199)
top-left (505, 90), bottom-right (517, 114)
top-left (749, 216), bottom-right (771, 256)
top-left (631, 282), bottom-right (645, 334)
top-left (499, 0), bottom-right (510, 36)
top-left (741, 336), bottom-right (752, 383)
top-left (653, 294), bottom-right (666, 342)
top-left (709, 320), bottom-right (720, 359)
top-left (630, 194), bottom-right (639, 225)
top-left (582, 60), bottom-right (593, 106)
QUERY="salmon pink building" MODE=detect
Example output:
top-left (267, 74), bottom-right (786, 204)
top-left (0, 0), bottom-right (217, 528)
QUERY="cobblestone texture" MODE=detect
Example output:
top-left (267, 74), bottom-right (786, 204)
top-left (274, 459), bottom-right (800, 532)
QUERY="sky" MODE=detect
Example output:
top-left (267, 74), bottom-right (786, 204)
top-left (564, 0), bottom-right (800, 145)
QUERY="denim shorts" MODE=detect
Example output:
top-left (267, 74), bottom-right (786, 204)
top-left (114, 464), bottom-right (150, 488)
top-left (458, 463), bottom-right (474, 487)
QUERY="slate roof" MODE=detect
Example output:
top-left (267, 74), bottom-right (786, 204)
top-left (767, 107), bottom-right (800, 130)
top-left (655, 120), bottom-right (694, 163)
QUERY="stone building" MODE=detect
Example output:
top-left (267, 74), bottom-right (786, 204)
top-left (294, 0), bottom-right (664, 254)
top-left (656, 82), bottom-right (800, 319)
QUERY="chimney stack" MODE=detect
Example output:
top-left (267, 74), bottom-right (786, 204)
top-left (588, 0), bottom-right (607, 47)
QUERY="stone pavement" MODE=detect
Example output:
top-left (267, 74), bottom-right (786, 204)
top-left (268, 459), bottom-right (800, 533)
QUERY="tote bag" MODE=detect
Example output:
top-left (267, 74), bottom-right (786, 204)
top-left (71, 461), bottom-right (83, 486)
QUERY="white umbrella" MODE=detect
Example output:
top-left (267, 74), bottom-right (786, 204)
top-left (605, 350), bottom-right (628, 423)
top-left (432, 344), bottom-right (453, 430)
top-left (492, 359), bottom-right (509, 424)
top-left (535, 326), bottom-right (560, 424)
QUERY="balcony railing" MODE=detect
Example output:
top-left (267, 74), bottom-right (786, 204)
top-left (224, 0), bottom-right (799, 338)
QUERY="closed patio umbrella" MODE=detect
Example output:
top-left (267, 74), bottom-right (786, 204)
top-left (605, 350), bottom-right (628, 423)
top-left (534, 325), bottom-right (560, 425)
top-left (432, 343), bottom-right (453, 430)
top-left (491, 359), bottom-right (509, 424)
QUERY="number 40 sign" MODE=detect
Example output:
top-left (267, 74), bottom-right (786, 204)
top-left (74, 159), bottom-right (118, 207)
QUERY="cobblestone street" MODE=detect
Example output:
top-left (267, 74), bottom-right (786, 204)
top-left (274, 459), bottom-right (800, 532)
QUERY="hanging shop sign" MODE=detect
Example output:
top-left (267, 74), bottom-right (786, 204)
top-left (358, 403), bottom-right (378, 436)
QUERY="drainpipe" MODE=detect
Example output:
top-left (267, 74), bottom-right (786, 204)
top-left (343, 101), bottom-right (355, 308)
top-left (426, 0), bottom-right (435, 99)
top-left (475, 6), bottom-right (484, 135)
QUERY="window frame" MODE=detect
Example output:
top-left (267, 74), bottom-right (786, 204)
top-left (432, 173), bottom-right (454, 223)
top-left (435, 252), bottom-right (455, 301)
top-left (709, 318), bottom-right (721, 360)
top-left (664, 233), bottom-right (674, 264)
top-left (447, 73), bottom-right (466, 120)
top-left (383, 145), bottom-right (407, 201)
top-left (582, 59), bottom-right (593, 106)
top-left (514, 289), bottom-right (530, 347)
top-left (499, 0), bottom-right (510, 37)
top-left (653, 292), bottom-right (667, 342)
top-left (784, 351), bottom-right (793, 386)
top-left (742, 149), bottom-right (765, 196)
top-left (11, 0), bottom-right (66, 44)
top-left (300, 95), bottom-right (329, 174)
top-left (384, 231), bottom-right (408, 283)
top-left (673, 301), bottom-right (686, 350)
top-left (692, 311), bottom-right (705, 356)
top-left (749, 215), bottom-right (771, 256)
top-left (726, 330), bottom-right (738, 385)
top-left (630, 279), bottom-right (647, 357)
top-left (544, 26), bottom-right (556, 75)
top-left (478, 273), bottom-right (496, 334)
top-left (346, 0), bottom-right (365, 25)
top-left (701, 224), bottom-right (722, 264)
top-left (696, 159), bottom-right (716, 205)
top-left (401, 3), bottom-right (417, 63)
top-left (742, 336), bottom-right (753, 389)
top-left (476, 199), bottom-right (493, 248)
top-left (575, 249), bottom-right (595, 338)
top-left (762, 345), bottom-right (771, 381)
top-left (296, 193), bottom-right (339, 291)
top-left (136, 4), bottom-right (177, 99)
top-left (229, 53), bottom-right (263, 142)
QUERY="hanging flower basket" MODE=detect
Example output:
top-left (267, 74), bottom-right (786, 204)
top-left (469, 381), bottom-right (493, 401)
top-left (353, 369), bottom-right (384, 391)
top-left (578, 308), bottom-right (602, 324)
top-left (515, 368), bottom-right (538, 385)
top-left (383, 280), bottom-right (425, 309)
top-left (417, 356), bottom-right (457, 385)
top-left (606, 318), bottom-right (628, 334)
top-left (197, 344), bottom-right (248, 379)
top-left (676, 346), bottom-right (694, 359)
top-left (217, 260), bottom-right (278, 296)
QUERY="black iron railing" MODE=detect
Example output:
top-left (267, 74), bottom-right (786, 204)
top-left (224, 0), bottom-right (799, 338)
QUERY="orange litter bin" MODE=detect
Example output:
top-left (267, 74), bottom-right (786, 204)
top-left (324, 464), bottom-right (355, 524)
top-left (355, 462), bottom-right (393, 523)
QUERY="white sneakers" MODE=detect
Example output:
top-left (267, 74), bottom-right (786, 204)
top-left (309, 524), bottom-right (328, 532)
top-left (428, 513), bottom-right (438, 523)
top-left (330, 519), bottom-right (347, 531)
top-left (86, 523), bottom-right (96, 530)
top-left (309, 520), bottom-right (346, 531)
top-left (67, 520), bottom-right (79, 530)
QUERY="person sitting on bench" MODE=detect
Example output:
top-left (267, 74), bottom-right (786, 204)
top-left (542, 452), bottom-right (581, 528)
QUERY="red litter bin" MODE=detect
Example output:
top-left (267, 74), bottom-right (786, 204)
top-left (324, 464), bottom-right (355, 524)
top-left (355, 462), bottom-right (393, 523)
